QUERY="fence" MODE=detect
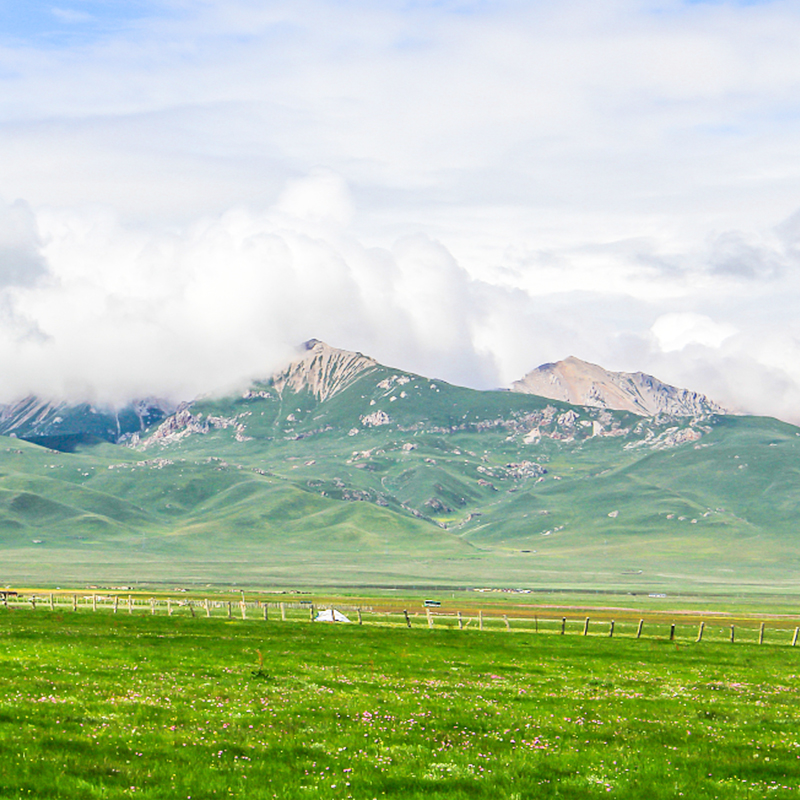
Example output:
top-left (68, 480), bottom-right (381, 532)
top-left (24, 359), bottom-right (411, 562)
top-left (2, 592), bottom-right (799, 648)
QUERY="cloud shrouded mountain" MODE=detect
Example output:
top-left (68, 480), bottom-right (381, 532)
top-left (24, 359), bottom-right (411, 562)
top-left (0, 339), bottom-right (732, 456)
top-left (0, 178), bottom-right (799, 425)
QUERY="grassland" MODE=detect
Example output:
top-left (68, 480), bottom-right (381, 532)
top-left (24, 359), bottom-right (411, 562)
top-left (1, 604), bottom-right (799, 799)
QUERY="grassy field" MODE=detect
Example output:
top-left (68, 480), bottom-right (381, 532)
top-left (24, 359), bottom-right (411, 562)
top-left (0, 606), bottom-right (798, 799)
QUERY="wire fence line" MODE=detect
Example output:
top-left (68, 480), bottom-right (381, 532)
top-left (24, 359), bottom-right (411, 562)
top-left (1, 592), bottom-right (799, 648)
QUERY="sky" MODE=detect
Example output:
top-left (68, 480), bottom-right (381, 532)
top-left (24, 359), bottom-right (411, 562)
top-left (1, 1), bottom-right (800, 420)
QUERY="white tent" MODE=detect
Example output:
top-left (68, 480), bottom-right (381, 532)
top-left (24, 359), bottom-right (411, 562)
top-left (315, 608), bottom-right (351, 623)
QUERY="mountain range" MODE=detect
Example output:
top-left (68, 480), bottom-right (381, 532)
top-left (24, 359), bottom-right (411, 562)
top-left (0, 340), bottom-right (797, 594)
top-left (0, 346), bottom-right (724, 451)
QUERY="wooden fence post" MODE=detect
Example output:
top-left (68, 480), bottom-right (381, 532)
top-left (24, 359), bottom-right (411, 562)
top-left (205, 599), bottom-right (211, 618)
top-left (457, 611), bottom-right (463, 630)
top-left (669, 623), bottom-right (675, 641)
top-left (759, 622), bottom-right (765, 645)
top-left (150, 598), bottom-right (155, 615)
top-left (636, 619), bottom-right (644, 639)
top-left (30, 595), bottom-right (36, 610)
top-left (792, 627), bottom-right (799, 647)
top-left (357, 608), bottom-right (362, 625)
top-left (609, 620), bottom-right (615, 638)
top-left (92, 595), bottom-right (97, 613)
top-left (240, 601), bottom-right (247, 621)
top-left (188, 602), bottom-right (195, 618)
top-left (503, 615), bottom-right (510, 631)
top-left (72, 594), bottom-right (77, 612)
top-left (561, 617), bottom-right (566, 635)
top-left (403, 609), bottom-right (411, 628)
top-left (262, 603), bottom-right (268, 622)
top-left (730, 624), bottom-right (735, 643)
top-left (583, 617), bottom-right (590, 636)
top-left (113, 596), bottom-right (119, 614)
top-left (696, 622), bottom-right (705, 643)
top-left (49, 594), bottom-right (54, 611)
top-left (227, 601), bottom-right (232, 620)
top-left (128, 595), bottom-right (133, 614)
top-left (479, 610), bottom-right (484, 631)
top-left (167, 598), bottom-right (173, 616)
top-left (280, 602), bottom-right (286, 621)
top-left (426, 608), bottom-right (433, 629)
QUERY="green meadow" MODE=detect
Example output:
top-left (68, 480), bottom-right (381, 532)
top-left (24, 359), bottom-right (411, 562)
top-left (1, 606), bottom-right (798, 799)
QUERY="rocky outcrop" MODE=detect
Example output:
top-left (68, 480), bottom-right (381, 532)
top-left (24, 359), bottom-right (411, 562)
top-left (360, 410), bottom-right (391, 427)
top-left (137, 408), bottom-right (252, 448)
top-left (511, 356), bottom-right (726, 417)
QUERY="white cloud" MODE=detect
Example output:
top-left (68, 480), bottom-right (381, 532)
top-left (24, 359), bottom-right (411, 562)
top-left (275, 169), bottom-right (354, 226)
top-left (651, 313), bottom-right (738, 352)
top-left (0, 180), bottom-right (797, 423)
top-left (0, 199), bottom-right (47, 287)
top-left (50, 8), bottom-right (95, 24)
top-left (0, 185), bottom-right (497, 404)
top-left (3, 0), bottom-right (800, 237)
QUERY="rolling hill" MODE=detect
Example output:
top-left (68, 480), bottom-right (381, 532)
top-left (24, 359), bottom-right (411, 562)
top-left (0, 340), bottom-right (798, 594)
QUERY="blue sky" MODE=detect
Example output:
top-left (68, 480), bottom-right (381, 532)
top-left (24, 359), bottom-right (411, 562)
top-left (1, 0), bottom-right (769, 44)
top-left (0, 0), bottom-right (800, 419)
top-left (0, 1), bottom-right (168, 45)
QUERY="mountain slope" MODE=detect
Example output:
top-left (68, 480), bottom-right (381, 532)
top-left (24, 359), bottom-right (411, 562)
top-left (0, 396), bottom-right (174, 451)
top-left (511, 356), bottom-right (727, 417)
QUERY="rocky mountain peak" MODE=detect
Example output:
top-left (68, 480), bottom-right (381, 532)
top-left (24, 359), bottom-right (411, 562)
top-left (271, 339), bottom-right (380, 402)
top-left (511, 356), bottom-right (727, 417)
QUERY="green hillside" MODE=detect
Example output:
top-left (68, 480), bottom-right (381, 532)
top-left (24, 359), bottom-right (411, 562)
top-left (0, 350), bottom-right (798, 594)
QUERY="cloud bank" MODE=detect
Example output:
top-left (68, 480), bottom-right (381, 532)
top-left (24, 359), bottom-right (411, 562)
top-left (0, 172), bottom-right (799, 425)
